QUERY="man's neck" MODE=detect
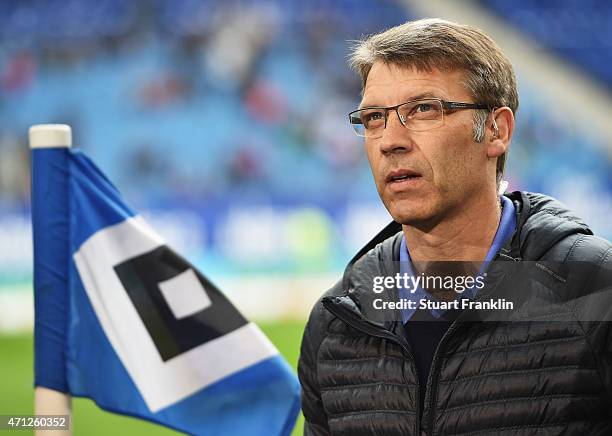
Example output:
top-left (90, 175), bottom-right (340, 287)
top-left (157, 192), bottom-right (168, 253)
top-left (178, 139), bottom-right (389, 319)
top-left (403, 191), bottom-right (501, 264)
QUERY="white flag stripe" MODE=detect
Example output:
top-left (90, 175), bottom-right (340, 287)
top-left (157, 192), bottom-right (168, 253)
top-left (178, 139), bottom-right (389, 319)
top-left (73, 216), bottom-right (278, 412)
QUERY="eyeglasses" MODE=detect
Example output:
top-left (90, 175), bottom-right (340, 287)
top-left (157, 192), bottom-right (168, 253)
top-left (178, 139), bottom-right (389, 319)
top-left (348, 98), bottom-right (489, 138)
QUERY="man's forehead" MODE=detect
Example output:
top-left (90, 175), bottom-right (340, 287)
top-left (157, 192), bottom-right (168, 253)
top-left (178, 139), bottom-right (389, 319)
top-left (360, 62), bottom-right (468, 106)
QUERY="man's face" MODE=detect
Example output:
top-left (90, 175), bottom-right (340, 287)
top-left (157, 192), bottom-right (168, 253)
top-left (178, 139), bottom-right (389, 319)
top-left (361, 62), bottom-right (491, 227)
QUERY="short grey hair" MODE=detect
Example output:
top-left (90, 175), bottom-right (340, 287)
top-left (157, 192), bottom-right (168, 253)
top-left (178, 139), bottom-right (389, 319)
top-left (349, 18), bottom-right (518, 188)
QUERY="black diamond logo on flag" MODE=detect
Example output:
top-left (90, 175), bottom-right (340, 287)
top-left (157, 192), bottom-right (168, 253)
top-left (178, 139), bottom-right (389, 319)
top-left (114, 246), bottom-right (247, 361)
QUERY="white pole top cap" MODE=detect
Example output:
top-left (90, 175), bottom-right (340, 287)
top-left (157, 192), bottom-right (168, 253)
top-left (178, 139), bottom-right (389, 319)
top-left (29, 124), bottom-right (72, 148)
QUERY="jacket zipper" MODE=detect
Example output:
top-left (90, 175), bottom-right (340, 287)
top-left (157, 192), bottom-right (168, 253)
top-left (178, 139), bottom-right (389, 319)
top-left (422, 318), bottom-right (463, 435)
top-left (424, 254), bottom-right (520, 436)
top-left (322, 297), bottom-right (422, 435)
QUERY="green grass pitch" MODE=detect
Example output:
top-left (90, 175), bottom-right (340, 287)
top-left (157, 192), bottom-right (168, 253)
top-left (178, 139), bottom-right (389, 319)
top-left (0, 320), bottom-right (306, 435)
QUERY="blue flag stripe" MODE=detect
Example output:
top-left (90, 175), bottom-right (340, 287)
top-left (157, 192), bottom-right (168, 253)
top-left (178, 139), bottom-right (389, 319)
top-left (32, 148), bottom-right (70, 393)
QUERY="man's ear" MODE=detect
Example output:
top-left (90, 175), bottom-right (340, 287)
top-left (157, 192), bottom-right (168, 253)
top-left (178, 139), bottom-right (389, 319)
top-left (486, 107), bottom-right (514, 159)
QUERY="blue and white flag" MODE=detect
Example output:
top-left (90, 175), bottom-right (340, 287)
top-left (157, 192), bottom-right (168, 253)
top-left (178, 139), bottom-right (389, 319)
top-left (31, 138), bottom-right (300, 435)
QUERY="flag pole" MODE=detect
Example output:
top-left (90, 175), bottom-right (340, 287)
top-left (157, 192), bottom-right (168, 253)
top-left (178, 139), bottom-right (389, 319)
top-left (30, 124), bottom-right (73, 436)
top-left (34, 387), bottom-right (72, 435)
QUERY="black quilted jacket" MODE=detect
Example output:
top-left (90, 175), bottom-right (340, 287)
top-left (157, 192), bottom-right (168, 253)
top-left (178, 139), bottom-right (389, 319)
top-left (298, 191), bottom-right (612, 435)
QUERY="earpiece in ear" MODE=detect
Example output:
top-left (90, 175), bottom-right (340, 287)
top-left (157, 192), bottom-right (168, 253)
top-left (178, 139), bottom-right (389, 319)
top-left (491, 118), bottom-right (500, 140)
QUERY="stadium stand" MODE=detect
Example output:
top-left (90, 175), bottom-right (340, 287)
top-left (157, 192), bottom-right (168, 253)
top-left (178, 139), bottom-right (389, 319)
top-left (0, 0), bottom-right (610, 282)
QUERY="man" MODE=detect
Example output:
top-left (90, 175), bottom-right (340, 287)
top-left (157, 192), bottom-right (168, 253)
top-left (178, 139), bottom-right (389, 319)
top-left (298, 18), bottom-right (612, 435)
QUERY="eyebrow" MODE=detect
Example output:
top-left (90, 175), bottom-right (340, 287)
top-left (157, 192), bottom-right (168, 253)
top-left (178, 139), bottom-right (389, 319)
top-left (359, 92), bottom-right (440, 109)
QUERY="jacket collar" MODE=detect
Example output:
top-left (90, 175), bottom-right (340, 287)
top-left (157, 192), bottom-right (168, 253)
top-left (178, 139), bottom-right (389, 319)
top-left (330, 191), bottom-right (593, 328)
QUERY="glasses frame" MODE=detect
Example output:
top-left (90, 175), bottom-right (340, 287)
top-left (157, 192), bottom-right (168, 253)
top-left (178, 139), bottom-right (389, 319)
top-left (348, 98), bottom-right (490, 138)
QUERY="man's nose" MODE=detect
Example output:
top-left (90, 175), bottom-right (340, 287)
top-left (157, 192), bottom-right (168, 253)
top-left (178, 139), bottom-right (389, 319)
top-left (378, 110), bottom-right (413, 155)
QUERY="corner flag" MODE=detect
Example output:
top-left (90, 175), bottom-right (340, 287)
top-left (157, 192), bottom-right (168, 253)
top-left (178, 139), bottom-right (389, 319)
top-left (30, 125), bottom-right (300, 435)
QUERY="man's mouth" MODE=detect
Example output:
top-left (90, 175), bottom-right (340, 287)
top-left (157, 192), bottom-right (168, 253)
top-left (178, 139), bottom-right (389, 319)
top-left (386, 169), bottom-right (422, 184)
top-left (384, 169), bottom-right (423, 193)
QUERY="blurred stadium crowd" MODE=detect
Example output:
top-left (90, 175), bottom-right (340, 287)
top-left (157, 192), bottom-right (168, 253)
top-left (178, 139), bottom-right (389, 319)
top-left (484, 0), bottom-right (612, 87)
top-left (0, 0), bottom-right (611, 284)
